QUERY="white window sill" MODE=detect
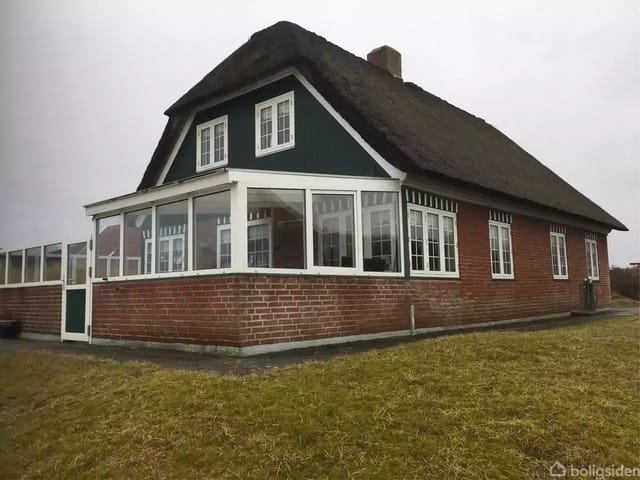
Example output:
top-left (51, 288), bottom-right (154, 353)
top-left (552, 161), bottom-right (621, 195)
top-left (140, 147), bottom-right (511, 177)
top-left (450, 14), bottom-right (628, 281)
top-left (255, 142), bottom-right (295, 158)
top-left (0, 280), bottom-right (63, 289)
top-left (552, 275), bottom-right (569, 280)
top-left (492, 274), bottom-right (515, 280)
top-left (410, 271), bottom-right (460, 279)
top-left (196, 160), bottom-right (228, 173)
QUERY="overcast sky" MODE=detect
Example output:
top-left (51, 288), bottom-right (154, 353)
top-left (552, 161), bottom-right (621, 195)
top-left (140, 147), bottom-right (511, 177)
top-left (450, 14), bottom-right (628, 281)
top-left (1, 0), bottom-right (638, 266)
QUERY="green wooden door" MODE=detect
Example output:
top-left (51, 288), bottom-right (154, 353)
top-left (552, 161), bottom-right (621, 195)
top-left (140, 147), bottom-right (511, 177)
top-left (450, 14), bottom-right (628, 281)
top-left (65, 290), bottom-right (86, 334)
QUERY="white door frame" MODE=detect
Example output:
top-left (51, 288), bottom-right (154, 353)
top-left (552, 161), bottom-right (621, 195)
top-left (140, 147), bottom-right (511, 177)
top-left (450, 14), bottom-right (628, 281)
top-left (60, 240), bottom-right (91, 342)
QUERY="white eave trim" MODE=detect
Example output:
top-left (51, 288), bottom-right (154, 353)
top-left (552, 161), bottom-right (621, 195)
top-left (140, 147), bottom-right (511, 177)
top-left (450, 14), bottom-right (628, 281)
top-left (84, 170), bottom-right (233, 217)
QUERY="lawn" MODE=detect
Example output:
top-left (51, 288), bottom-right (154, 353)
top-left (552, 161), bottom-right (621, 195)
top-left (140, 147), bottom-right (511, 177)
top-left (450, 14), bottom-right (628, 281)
top-left (1, 316), bottom-right (638, 480)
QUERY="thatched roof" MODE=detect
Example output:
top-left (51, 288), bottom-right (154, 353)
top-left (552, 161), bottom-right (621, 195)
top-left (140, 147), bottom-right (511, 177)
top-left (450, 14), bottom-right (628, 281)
top-left (138, 21), bottom-right (626, 231)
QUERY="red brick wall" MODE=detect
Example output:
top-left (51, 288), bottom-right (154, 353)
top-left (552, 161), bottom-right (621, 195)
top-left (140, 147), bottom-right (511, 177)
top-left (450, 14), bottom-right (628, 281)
top-left (91, 276), bottom-right (244, 346)
top-left (0, 285), bottom-right (62, 335)
top-left (89, 201), bottom-right (612, 349)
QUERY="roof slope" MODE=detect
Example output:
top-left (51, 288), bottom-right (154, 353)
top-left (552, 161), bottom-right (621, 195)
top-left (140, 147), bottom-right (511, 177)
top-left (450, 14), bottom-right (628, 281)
top-left (139, 21), bottom-right (626, 230)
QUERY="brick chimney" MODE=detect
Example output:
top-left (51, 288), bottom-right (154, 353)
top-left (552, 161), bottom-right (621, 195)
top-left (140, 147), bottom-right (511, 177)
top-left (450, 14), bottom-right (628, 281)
top-left (367, 45), bottom-right (402, 78)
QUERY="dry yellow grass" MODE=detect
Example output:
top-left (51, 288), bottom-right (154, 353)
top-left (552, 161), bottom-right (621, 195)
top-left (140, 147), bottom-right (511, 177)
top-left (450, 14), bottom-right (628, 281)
top-left (1, 315), bottom-right (638, 479)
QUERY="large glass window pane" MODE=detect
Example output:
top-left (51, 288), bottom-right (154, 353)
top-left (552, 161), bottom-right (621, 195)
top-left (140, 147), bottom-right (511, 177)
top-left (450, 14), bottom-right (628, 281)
top-left (247, 189), bottom-right (305, 269)
top-left (427, 213), bottom-right (440, 271)
top-left (313, 194), bottom-right (354, 268)
top-left (96, 215), bottom-right (121, 278)
top-left (500, 226), bottom-right (512, 275)
top-left (443, 216), bottom-right (456, 273)
top-left (260, 106), bottom-right (272, 150)
top-left (194, 191), bottom-right (231, 270)
top-left (157, 200), bottom-right (188, 273)
top-left (200, 126), bottom-right (211, 167)
top-left (361, 192), bottom-right (400, 272)
top-left (409, 210), bottom-right (424, 271)
top-left (276, 100), bottom-right (290, 145)
top-left (490, 225), bottom-right (501, 275)
top-left (68, 242), bottom-right (87, 285)
top-left (44, 243), bottom-right (62, 281)
top-left (0, 252), bottom-right (5, 284)
top-left (8, 250), bottom-right (23, 284)
top-left (124, 209), bottom-right (152, 276)
top-left (25, 247), bottom-right (41, 282)
top-left (558, 236), bottom-right (567, 276)
top-left (550, 235), bottom-right (559, 276)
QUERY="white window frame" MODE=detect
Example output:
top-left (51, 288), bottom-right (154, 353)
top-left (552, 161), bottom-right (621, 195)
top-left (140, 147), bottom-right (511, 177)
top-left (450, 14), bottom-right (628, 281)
top-left (247, 218), bottom-right (273, 269)
top-left (144, 238), bottom-right (153, 274)
top-left (196, 115), bottom-right (228, 172)
top-left (157, 233), bottom-right (185, 274)
top-left (488, 220), bottom-right (514, 280)
top-left (216, 224), bottom-right (232, 269)
top-left (585, 238), bottom-right (599, 280)
top-left (86, 171), bottom-right (404, 283)
top-left (312, 191), bottom-right (357, 271)
top-left (408, 205), bottom-right (459, 278)
top-left (361, 203), bottom-right (399, 272)
top-left (255, 91), bottom-right (295, 157)
top-left (550, 232), bottom-right (569, 280)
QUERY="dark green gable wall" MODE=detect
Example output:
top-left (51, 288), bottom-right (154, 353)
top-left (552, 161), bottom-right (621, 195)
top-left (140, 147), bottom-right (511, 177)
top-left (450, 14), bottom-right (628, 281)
top-left (163, 75), bottom-right (388, 183)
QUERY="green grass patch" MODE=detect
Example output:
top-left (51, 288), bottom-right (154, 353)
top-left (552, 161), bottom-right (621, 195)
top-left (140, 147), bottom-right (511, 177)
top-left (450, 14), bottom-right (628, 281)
top-left (611, 292), bottom-right (640, 308)
top-left (1, 316), bottom-right (639, 479)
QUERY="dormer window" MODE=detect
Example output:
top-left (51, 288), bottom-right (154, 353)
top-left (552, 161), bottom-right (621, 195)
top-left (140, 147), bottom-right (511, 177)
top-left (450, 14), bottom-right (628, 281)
top-left (196, 115), bottom-right (228, 172)
top-left (255, 91), bottom-right (295, 157)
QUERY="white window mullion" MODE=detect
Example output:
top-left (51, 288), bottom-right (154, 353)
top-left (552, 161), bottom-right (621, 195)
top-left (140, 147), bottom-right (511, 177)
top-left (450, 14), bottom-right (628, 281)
top-left (230, 183), bottom-right (247, 271)
top-left (39, 245), bottom-right (44, 283)
top-left (187, 197), bottom-right (194, 272)
top-left (151, 205), bottom-right (157, 274)
top-left (438, 214), bottom-right (445, 274)
top-left (497, 228), bottom-right (505, 275)
top-left (118, 213), bottom-right (124, 278)
top-left (354, 190), bottom-right (363, 272)
top-left (21, 249), bottom-right (25, 283)
top-left (305, 189), bottom-right (313, 269)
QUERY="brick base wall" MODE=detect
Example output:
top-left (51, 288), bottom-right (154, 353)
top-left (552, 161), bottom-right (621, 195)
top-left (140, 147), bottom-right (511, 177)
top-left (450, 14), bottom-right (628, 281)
top-left (92, 277), bottom-right (244, 346)
top-left (91, 202), bottom-right (612, 350)
top-left (0, 285), bottom-right (62, 335)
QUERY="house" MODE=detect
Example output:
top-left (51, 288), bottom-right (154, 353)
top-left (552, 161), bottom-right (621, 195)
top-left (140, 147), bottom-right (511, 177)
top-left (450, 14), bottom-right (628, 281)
top-left (0, 22), bottom-right (627, 355)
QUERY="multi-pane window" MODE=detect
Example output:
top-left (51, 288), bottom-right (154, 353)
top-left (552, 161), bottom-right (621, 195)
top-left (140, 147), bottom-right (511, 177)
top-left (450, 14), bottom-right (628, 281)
top-left (313, 194), bottom-right (355, 268)
top-left (409, 210), bottom-right (424, 271)
top-left (550, 232), bottom-right (568, 279)
top-left (67, 242), bottom-right (87, 285)
top-left (217, 227), bottom-right (231, 268)
top-left (124, 208), bottom-right (152, 276)
top-left (96, 215), bottom-right (121, 278)
top-left (248, 221), bottom-right (271, 268)
top-left (409, 207), bottom-right (458, 276)
top-left (585, 239), bottom-right (599, 280)
top-left (25, 247), bottom-right (41, 282)
top-left (260, 106), bottom-right (272, 150)
top-left (255, 92), bottom-right (295, 156)
top-left (196, 116), bottom-right (227, 171)
top-left (44, 243), bottom-right (62, 281)
top-left (489, 221), bottom-right (514, 279)
top-left (247, 189), bottom-right (305, 269)
top-left (157, 201), bottom-right (188, 273)
top-left (194, 191), bottom-right (231, 270)
top-left (361, 192), bottom-right (400, 272)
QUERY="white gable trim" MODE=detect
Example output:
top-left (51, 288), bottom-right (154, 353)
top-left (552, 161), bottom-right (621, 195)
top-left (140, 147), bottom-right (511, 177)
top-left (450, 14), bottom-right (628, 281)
top-left (156, 112), bottom-right (195, 186)
top-left (155, 67), bottom-right (405, 186)
top-left (292, 70), bottom-right (406, 181)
